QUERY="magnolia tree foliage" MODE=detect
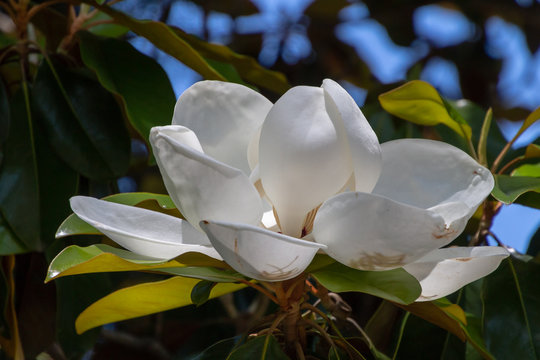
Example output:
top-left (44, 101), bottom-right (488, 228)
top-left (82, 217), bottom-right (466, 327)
top-left (0, 1), bottom-right (540, 359)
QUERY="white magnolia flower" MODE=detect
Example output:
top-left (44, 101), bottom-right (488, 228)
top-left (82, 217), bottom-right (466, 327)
top-left (69, 79), bottom-right (508, 301)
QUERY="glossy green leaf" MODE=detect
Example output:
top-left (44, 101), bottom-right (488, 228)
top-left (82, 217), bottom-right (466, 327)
top-left (170, 26), bottom-right (290, 94)
top-left (512, 163), bottom-right (540, 177)
top-left (482, 258), bottom-right (540, 359)
top-left (85, 12), bottom-right (129, 38)
top-left (56, 192), bottom-right (178, 238)
top-left (46, 244), bottom-right (184, 282)
top-left (191, 280), bottom-right (216, 306)
top-left (396, 300), bottom-right (493, 359)
top-left (378, 80), bottom-right (472, 139)
top-left (82, 2), bottom-right (226, 81)
top-left (310, 262), bottom-right (421, 304)
top-left (477, 108), bottom-right (493, 166)
top-left (75, 276), bottom-right (245, 334)
top-left (491, 175), bottom-right (540, 204)
top-left (78, 31), bottom-right (175, 147)
top-left (0, 215), bottom-right (27, 255)
top-left (33, 57), bottom-right (130, 180)
top-left (34, 117), bottom-right (79, 248)
top-left (0, 89), bottom-right (40, 250)
top-left (513, 106), bottom-right (540, 141)
top-left (227, 335), bottom-right (289, 360)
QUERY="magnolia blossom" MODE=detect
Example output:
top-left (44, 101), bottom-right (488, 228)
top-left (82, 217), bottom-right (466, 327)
top-left (68, 79), bottom-right (508, 301)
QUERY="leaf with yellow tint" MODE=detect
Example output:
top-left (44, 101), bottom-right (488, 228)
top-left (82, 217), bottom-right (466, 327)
top-left (46, 244), bottom-right (226, 282)
top-left (75, 276), bottom-right (245, 334)
top-left (378, 80), bottom-right (472, 140)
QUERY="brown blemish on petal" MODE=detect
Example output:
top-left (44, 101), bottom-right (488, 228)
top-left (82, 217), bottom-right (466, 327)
top-left (348, 252), bottom-right (406, 271)
top-left (455, 257), bottom-right (472, 262)
top-left (432, 227), bottom-right (457, 240)
top-left (234, 237), bottom-right (238, 254)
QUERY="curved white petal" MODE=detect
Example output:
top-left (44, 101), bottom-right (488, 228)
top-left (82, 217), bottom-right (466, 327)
top-left (259, 86), bottom-right (352, 237)
top-left (70, 196), bottom-right (221, 260)
top-left (403, 246), bottom-right (509, 301)
top-left (373, 139), bottom-right (493, 214)
top-left (173, 81), bottom-right (272, 175)
top-left (200, 220), bottom-right (326, 281)
top-left (312, 192), bottom-right (465, 271)
top-left (322, 79), bottom-right (382, 192)
top-left (150, 126), bottom-right (263, 230)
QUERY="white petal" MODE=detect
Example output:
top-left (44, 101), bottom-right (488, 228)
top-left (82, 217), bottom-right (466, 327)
top-left (259, 86), bottom-right (352, 237)
top-left (150, 126), bottom-right (263, 229)
top-left (173, 81), bottom-right (272, 175)
top-left (200, 220), bottom-right (326, 281)
top-left (312, 192), bottom-right (464, 271)
top-left (373, 139), bottom-right (493, 213)
top-left (70, 196), bottom-right (221, 260)
top-left (322, 79), bottom-right (382, 192)
top-left (403, 247), bottom-right (509, 301)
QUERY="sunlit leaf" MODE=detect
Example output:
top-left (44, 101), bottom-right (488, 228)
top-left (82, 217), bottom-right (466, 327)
top-left (75, 276), bottom-right (245, 334)
top-left (159, 266), bottom-right (244, 283)
top-left (379, 80), bottom-right (472, 139)
top-left (513, 106), bottom-right (540, 142)
top-left (227, 335), bottom-right (289, 360)
top-left (78, 31), bottom-right (175, 149)
top-left (491, 175), bottom-right (540, 204)
top-left (56, 192), bottom-right (179, 238)
top-left (170, 27), bottom-right (290, 94)
top-left (512, 163), bottom-right (540, 177)
top-left (482, 258), bottom-right (540, 359)
top-left (477, 108), bottom-right (492, 166)
top-left (524, 144), bottom-right (540, 159)
top-left (46, 244), bottom-right (183, 282)
top-left (311, 262), bottom-right (421, 304)
top-left (82, 1), bottom-right (226, 81)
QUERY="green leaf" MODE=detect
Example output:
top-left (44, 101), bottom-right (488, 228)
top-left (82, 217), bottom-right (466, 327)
top-left (513, 106), bottom-right (540, 141)
top-left (170, 26), bottom-right (290, 94)
top-left (378, 80), bottom-right (472, 140)
top-left (227, 335), bottom-right (289, 360)
top-left (482, 258), bottom-right (540, 359)
top-left (0, 88), bottom-right (40, 250)
top-left (491, 175), bottom-right (540, 204)
top-left (46, 244), bottom-right (184, 282)
top-left (78, 31), bottom-right (175, 149)
top-left (0, 214), bottom-right (27, 255)
top-left (56, 192), bottom-right (179, 238)
top-left (477, 108), bottom-right (492, 166)
top-left (84, 12), bottom-right (129, 38)
top-left (33, 57), bottom-right (130, 180)
top-left (396, 301), bottom-right (494, 359)
top-left (193, 337), bottom-right (239, 360)
top-left (310, 262), bottom-right (421, 304)
top-left (75, 276), bottom-right (245, 333)
top-left (82, 1), bottom-right (226, 81)
top-left (512, 163), bottom-right (540, 177)
top-left (191, 280), bottom-right (216, 306)
top-left (524, 144), bottom-right (540, 159)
